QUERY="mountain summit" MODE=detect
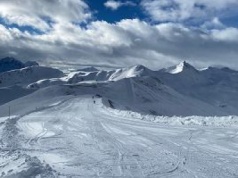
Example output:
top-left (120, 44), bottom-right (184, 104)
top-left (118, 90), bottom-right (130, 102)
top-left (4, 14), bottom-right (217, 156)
top-left (163, 61), bottom-right (198, 74)
top-left (0, 57), bottom-right (39, 73)
top-left (0, 57), bottom-right (25, 73)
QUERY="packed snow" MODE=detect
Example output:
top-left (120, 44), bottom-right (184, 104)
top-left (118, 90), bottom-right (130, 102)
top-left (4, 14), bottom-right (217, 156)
top-left (0, 57), bottom-right (238, 177)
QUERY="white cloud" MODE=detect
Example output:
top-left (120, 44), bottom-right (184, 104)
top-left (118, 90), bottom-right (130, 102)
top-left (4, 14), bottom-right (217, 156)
top-left (104, 0), bottom-right (122, 10)
top-left (201, 17), bottom-right (224, 30)
top-left (1, 18), bottom-right (238, 69)
top-left (0, 1), bottom-right (238, 70)
top-left (0, 0), bottom-right (91, 31)
top-left (141, 0), bottom-right (238, 22)
top-left (104, 0), bottom-right (136, 10)
top-left (211, 28), bottom-right (238, 43)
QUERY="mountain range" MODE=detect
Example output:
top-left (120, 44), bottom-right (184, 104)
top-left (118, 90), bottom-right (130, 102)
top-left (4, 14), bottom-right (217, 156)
top-left (0, 57), bottom-right (238, 116)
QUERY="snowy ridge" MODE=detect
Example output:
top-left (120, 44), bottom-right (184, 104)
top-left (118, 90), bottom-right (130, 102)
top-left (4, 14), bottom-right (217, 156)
top-left (103, 102), bottom-right (238, 127)
top-left (0, 66), bottom-right (64, 87)
top-left (66, 65), bottom-right (153, 83)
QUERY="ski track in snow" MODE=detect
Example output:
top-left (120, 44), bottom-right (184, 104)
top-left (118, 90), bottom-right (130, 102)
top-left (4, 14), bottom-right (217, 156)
top-left (1, 96), bottom-right (238, 177)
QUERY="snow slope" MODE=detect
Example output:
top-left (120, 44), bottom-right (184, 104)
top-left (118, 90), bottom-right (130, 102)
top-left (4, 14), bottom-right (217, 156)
top-left (0, 85), bottom-right (35, 105)
top-left (102, 77), bottom-right (225, 116)
top-left (0, 61), bottom-right (64, 107)
top-left (1, 94), bottom-right (238, 177)
top-left (0, 66), bottom-right (64, 88)
top-left (159, 61), bottom-right (238, 115)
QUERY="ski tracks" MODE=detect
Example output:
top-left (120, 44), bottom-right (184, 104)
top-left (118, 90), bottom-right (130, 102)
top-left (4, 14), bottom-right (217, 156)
top-left (87, 101), bottom-right (144, 177)
top-left (2, 96), bottom-right (238, 177)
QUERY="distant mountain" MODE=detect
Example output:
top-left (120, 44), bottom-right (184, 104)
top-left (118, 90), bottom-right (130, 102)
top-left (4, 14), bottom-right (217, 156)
top-left (66, 62), bottom-right (238, 115)
top-left (159, 62), bottom-right (238, 113)
top-left (0, 66), bottom-right (64, 87)
top-left (0, 57), bottom-right (25, 73)
top-left (2, 61), bottom-right (238, 116)
top-left (68, 65), bottom-right (154, 83)
top-left (161, 61), bottom-right (198, 74)
top-left (0, 57), bottom-right (39, 73)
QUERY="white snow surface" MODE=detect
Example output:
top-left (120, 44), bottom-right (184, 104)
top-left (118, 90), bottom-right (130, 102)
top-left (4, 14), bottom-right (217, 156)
top-left (1, 62), bottom-right (238, 177)
top-left (1, 95), bottom-right (238, 177)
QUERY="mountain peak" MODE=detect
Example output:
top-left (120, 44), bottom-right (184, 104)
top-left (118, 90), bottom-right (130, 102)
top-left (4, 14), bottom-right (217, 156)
top-left (132, 64), bottom-right (147, 71)
top-left (0, 57), bottom-right (40, 73)
top-left (129, 65), bottom-right (153, 76)
top-left (0, 56), bottom-right (23, 63)
top-left (178, 60), bottom-right (194, 68)
top-left (0, 57), bottom-right (25, 73)
top-left (165, 61), bottom-right (197, 74)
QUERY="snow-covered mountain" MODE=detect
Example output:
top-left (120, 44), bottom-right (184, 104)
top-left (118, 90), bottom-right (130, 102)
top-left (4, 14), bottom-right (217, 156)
top-left (1, 59), bottom-right (238, 116)
top-left (0, 66), bottom-right (64, 87)
top-left (67, 65), bottom-right (153, 83)
top-left (0, 57), bottom-right (25, 73)
top-left (161, 61), bottom-right (198, 74)
top-left (61, 62), bottom-right (238, 116)
top-left (0, 57), bottom-right (39, 73)
top-left (0, 59), bottom-right (63, 104)
top-left (158, 61), bottom-right (238, 114)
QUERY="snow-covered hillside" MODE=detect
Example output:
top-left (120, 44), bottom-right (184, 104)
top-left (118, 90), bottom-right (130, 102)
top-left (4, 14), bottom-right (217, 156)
top-left (0, 91), bottom-right (238, 177)
top-left (1, 61), bottom-right (238, 116)
top-left (1, 60), bottom-right (238, 177)
top-left (57, 63), bottom-right (238, 116)
top-left (0, 66), bottom-right (64, 88)
top-left (0, 58), bottom-right (63, 104)
top-left (158, 61), bottom-right (238, 115)
top-left (0, 57), bottom-right (39, 73)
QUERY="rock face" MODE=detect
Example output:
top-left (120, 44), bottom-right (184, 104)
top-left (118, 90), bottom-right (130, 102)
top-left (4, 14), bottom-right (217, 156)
top-left (24, 61), bottom-right (39, 67)
top-left (0, 57), bottom-right (25, 73)
top-left (0, 57), bottom-right (39, 73)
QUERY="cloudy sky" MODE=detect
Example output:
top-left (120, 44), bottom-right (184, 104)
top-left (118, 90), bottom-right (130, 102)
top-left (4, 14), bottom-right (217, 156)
top-left (0, 0), bottom-right (238, 69)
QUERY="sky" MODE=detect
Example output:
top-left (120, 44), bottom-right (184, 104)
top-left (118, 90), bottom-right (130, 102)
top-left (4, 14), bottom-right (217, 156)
top-left (0, 0), bottom-right (238, 69)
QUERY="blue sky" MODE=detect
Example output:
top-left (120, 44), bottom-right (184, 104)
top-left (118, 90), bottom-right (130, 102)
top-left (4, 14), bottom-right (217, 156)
top-left (0, 0), bottom-right (238, 69)
top-left (87, 0), bottom-right (145, 23)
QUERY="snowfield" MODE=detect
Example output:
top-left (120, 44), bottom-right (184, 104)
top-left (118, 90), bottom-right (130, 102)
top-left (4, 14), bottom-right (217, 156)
top-left (1, 58), bottom-right (238, 177)
top-left (1, 96), bottom-right (238, 177)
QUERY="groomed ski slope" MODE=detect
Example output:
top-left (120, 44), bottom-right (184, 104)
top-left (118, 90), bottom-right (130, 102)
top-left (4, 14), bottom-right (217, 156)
top-left (1, 95), bottom-right (238, 177)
